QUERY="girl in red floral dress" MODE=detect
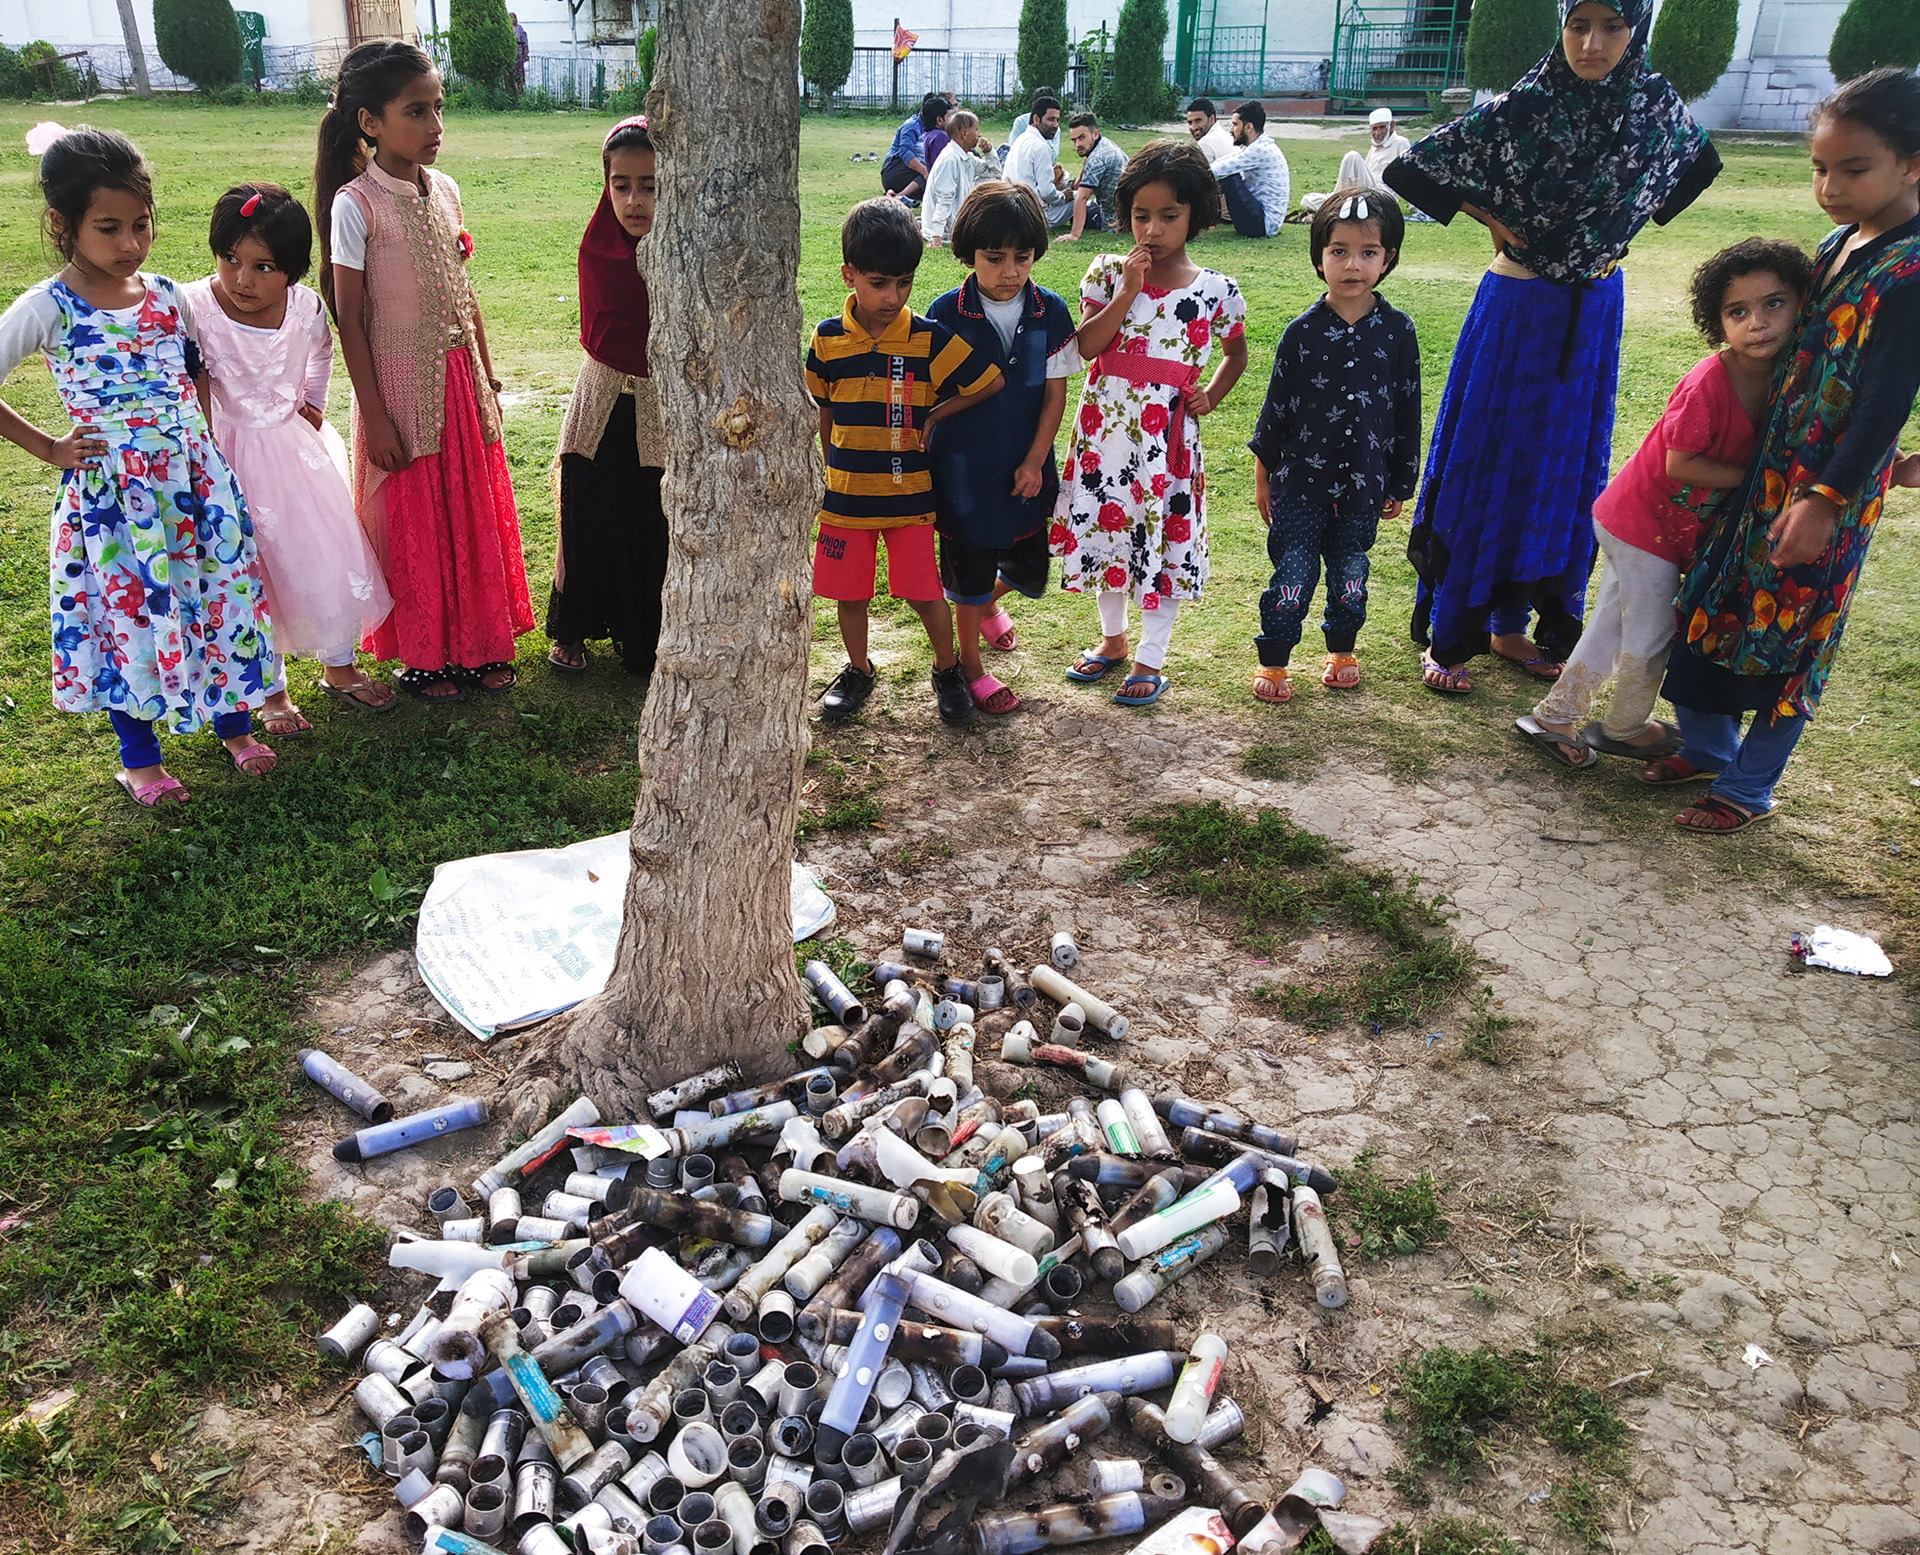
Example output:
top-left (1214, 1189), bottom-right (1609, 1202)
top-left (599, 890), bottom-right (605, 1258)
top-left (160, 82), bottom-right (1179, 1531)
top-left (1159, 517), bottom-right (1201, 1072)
top-left (1052, 141), bottom-right (1248, 707)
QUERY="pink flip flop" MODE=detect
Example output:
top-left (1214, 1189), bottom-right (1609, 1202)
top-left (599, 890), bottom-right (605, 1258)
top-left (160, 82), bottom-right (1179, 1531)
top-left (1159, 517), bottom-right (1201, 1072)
top-left (981, 604), bottom-right (1018, 652)
top-left (115, 771), bottom-right (189, 807)
top-left (969, 672), bottom-right (1020, 714)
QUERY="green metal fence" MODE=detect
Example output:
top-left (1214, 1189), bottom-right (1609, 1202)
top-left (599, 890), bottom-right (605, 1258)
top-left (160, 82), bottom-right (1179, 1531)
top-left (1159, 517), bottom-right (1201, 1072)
top-left (1328, 0), bottom-right (1470, 112)
top-left (1190, 23), bottom-right (1271, 99)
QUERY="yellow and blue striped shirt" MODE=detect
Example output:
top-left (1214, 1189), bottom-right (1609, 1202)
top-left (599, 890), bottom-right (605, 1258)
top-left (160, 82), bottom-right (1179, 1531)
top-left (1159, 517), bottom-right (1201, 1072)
top-left (805, 297), bottom-right (1000, 530)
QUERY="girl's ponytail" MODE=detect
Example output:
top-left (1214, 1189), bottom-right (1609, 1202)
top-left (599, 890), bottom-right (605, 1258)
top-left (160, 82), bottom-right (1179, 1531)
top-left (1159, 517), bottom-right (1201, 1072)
top-left (313, 40), bottom-right (436, 315)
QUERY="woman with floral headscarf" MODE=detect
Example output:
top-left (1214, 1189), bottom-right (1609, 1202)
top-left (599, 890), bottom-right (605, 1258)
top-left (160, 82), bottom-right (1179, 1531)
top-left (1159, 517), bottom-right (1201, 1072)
top-left (1384, 0), bottom-right (1720, 694)
top-left (546, 116), bottom-right (666, 678)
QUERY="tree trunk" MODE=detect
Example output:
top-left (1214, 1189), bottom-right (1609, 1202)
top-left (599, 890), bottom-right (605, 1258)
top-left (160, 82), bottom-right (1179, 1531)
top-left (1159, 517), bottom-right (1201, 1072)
top-left (513, 0), bottom-right (817, 1124)
top-left (116, 0), bottom-right (153, 98)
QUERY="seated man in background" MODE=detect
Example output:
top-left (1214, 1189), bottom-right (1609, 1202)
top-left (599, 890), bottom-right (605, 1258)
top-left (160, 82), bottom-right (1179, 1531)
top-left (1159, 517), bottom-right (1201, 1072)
top-left (1301, 107), bottom-right (1412, 213)
top-left (1061, 111), bottom-right (1126, 241)
top-left (1006, 97), bottom-right (1071, 227)
top-left (883, 93), bottom-right (950, 202)
top-left (1211, 99), bottom-right (1290, 238)
top-left (1185, 97), bottom-right (1234, 164)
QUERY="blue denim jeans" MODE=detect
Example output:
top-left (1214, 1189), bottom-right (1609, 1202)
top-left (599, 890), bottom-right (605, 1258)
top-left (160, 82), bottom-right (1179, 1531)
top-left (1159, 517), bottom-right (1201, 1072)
top-left (110, 708), bottom-right (251, 769)
top-left (1218, 173), bottom-right (1272, 239)
top-left (1673, 704), bottom-right (1809, 815)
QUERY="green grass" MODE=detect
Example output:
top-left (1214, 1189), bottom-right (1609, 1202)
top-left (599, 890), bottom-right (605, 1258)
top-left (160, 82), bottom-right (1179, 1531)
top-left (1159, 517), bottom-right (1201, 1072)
top-left (0, 100), bottom-right (1914, 1546)
top-left (1121, 799), bottom-right (1476, 1024)
top-left (1331, 1146), bottom-right (1450, 1260)
top-left (1386, 1334), bottom-right (1628, 1490)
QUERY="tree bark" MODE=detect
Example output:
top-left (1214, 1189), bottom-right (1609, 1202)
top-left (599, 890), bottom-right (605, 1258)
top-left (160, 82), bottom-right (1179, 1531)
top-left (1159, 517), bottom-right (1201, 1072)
top-left (517, 0), bottom-right (817, 1122)
top-left (116, 0), bottom-right (153, 98)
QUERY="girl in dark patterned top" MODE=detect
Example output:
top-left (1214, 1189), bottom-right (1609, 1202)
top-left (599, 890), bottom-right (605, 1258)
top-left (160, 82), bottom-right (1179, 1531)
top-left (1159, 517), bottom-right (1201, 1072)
top-left (1247, 190), bottom-right (1420, 704)
top-left (1657, 68), bottom-right (1920, 833)
top-left (1384, 0), bottom-right (1720, 695)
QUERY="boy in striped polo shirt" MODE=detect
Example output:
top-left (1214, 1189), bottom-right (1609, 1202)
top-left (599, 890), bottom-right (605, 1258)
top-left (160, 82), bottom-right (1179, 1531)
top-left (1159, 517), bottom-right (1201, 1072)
top-left (807, 198), bottom-right (1003, 726)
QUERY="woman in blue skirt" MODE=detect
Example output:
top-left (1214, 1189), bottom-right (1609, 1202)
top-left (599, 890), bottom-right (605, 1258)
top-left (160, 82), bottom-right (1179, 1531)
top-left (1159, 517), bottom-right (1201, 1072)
top-left (1384, 0), bottom-right (1721, 693)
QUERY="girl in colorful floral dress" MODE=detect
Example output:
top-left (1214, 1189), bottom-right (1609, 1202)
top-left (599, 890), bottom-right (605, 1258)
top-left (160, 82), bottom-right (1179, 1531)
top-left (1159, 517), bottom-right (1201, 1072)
top-left (1053, 140), bottom-right (1248, 707)
top-left (0, 126), bottom-right (275, 807)
top-left (1658, 68), bottom-right (1920, 832)
top-left (315, 41), bottom-right (533, 702)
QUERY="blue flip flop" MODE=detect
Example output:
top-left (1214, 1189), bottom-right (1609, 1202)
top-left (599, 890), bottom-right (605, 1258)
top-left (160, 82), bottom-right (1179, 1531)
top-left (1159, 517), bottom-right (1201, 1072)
top-left (1066, 651), bottom-right (1124, 684)
top-left (1113, 673), bottom-right (1168, 707)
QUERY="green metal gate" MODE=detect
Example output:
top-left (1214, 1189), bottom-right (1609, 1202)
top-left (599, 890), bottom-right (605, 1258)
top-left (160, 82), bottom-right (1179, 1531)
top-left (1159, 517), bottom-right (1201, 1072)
top-left (1328, 0), bottom-right (1471, 112)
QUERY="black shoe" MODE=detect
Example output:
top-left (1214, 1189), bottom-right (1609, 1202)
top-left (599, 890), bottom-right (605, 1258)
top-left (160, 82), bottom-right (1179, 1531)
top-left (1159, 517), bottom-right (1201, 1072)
top-left (819, 661), bottom-right (877, 720)
top-left (932, 663), bottom-right (974, 727)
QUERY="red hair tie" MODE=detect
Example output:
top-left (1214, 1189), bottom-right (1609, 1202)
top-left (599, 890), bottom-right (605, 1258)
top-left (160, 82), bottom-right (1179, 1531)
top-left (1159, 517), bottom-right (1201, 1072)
top-left (239, 191), bottom-right (262, 217)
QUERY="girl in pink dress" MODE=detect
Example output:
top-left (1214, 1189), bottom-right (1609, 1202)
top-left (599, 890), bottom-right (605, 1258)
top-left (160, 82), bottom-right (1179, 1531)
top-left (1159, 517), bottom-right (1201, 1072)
top-left (314, 41), bottom-right (533, 701)
top-left (187, 183), bottom-right (395, 734)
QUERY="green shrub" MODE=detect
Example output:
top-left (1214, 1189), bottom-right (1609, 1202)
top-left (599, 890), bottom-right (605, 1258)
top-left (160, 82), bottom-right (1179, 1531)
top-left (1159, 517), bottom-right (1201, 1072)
top-left (1096, 0), bottom-right (1175, 121)
top-left (1464, 0), bottom-right (1557, 92)
top-left (1829, 0), bottom-right (1920, 80)
top-left (0, 44), bottom-right (33, 99)
top-left (1018, 0), bottom-right (1069, 96)
top-left (153, 0), bottom-right (244, 89)
top-left (1649, 0), bottom-right (1738, 100)
top-left (637, 24), bottom-right (658, 90)
top-left (800, 0), bottom-right (852, 103)
top-left (17, 38), bottom-right (86, 98)
top-left (450, 0), bottom-right (518, 94)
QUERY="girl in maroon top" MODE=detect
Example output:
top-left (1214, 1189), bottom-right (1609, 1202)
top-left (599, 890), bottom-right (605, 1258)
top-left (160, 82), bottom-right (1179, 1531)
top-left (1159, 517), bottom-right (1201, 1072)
top-left (1515, 239), bottom-right (1809, 766)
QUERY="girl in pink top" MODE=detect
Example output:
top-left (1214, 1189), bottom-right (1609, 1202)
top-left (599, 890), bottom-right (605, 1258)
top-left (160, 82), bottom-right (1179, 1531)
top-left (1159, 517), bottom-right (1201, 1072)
top-left (314, 42), bottom-right (533, 703)
top-left (1516, 239), bottom-right (1812, 766)
top-left (187, 184), bottom-right (395, 734)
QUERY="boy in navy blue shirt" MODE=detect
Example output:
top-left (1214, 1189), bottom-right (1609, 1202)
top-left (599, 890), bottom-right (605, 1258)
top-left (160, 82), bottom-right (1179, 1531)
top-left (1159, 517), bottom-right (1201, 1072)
top-left (1247, 188), bottom-right (1420, 704)
top-left (925, 183), bottom-right (1081, 715)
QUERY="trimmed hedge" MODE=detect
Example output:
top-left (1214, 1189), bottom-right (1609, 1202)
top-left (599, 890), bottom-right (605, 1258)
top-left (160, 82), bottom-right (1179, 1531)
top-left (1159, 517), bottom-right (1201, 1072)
top-left (153, 0), bottom-right (243, 90)
top-left (1097, 0), bottom-right (1176, 121)
top-left (1464, 0), bottom-right (1558, 92)
top-left (1018, 0), bottom-right (1069, 97)
top-left (450, 0), bottom-right (517, 94)
top-left (801, 0), bottom-right (853, 102)
top-left (1650, 0), bottom-right (1739, 101)
top-left (1830, 0), bottom-right (1920, 81)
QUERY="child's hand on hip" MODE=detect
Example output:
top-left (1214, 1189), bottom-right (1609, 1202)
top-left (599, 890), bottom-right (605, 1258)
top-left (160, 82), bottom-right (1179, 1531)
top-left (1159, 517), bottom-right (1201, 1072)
top-left (1381, 497), bottom-right (1403, 522)
top-left (298, 403), bottom-right (326, 431)
top-left (1184, 384), bottom-right (1215, 417)
top-left (1011, 456), bottom-right (1045, 499)
top-left (43, 427), bottom-right (106, 471)
top-left (1767, 492), bottom-right (1839, 568)
top-left (1890, 451), bottom-right (1920, 489)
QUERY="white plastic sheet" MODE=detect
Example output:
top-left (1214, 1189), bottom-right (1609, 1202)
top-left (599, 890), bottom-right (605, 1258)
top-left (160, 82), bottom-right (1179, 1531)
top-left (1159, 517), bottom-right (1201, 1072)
top-left (415, 833), bottom-right (835, 1038)
top-left (1802, 926), bottom-right (1893, 978)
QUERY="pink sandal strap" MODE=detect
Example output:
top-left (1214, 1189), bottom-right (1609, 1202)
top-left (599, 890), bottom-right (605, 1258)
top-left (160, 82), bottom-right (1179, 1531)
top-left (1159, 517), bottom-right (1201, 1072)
top-left (968, 672), bottom-right (1020, 714)
top-left (981, 605), bottom-right (1018, 651)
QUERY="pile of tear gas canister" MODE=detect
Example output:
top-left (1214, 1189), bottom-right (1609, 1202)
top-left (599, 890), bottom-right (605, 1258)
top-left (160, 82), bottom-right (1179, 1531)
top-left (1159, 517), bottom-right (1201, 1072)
top-left (313, 934), bottom-right (1369, 1555)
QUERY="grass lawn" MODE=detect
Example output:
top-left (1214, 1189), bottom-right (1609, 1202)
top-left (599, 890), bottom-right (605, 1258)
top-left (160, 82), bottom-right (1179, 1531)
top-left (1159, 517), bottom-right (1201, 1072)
top-left (0, 99), bottom-right (1914, 1546)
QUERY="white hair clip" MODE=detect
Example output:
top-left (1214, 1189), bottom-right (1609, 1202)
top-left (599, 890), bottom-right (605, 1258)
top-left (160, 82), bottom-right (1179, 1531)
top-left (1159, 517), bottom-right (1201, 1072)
top-left (1337, 195), bottom-right (1371, 222)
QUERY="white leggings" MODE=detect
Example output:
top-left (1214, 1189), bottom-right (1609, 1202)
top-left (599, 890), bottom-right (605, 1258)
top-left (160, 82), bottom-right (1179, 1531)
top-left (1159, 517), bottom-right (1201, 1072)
top-left (1099, 589), bottom-right (1182, 671)
top-left (264, 647), bottom-right (359, 699)
top-left (1533, 525), bottom-right (1678, 739)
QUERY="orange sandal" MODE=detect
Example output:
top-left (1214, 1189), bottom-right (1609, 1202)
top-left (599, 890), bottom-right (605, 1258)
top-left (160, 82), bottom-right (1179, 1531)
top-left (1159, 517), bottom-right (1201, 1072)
top-left (1322, 653), bottom-right (1360, 690)
top-left (1250, 666), bottom-right (1292, 704)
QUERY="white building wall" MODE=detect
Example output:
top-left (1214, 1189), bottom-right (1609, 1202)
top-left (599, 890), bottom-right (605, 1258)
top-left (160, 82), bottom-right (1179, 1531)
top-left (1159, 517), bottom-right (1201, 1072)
top-left (1659, 0), bottom-right (1844, 132)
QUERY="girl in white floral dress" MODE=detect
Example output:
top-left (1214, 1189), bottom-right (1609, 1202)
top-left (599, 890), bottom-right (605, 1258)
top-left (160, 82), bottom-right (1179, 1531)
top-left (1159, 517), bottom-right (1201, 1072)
top-left (1052, 140), bottom-right (1249, 706)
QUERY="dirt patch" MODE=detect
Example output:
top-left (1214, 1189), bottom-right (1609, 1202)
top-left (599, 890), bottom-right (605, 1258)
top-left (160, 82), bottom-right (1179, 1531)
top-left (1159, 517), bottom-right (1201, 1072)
top-left (209, 699), bottom-right (1918, 1554)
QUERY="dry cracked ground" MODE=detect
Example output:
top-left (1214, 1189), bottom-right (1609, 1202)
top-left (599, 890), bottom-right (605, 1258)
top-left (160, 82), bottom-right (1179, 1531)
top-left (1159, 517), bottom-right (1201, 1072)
top-left (204, 701), bottom-right (1916, 1555)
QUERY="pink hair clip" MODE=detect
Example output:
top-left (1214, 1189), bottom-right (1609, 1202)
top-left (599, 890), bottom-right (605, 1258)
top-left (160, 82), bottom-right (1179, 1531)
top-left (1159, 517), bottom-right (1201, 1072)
top-left (239, 191), bottom-right (262, 217)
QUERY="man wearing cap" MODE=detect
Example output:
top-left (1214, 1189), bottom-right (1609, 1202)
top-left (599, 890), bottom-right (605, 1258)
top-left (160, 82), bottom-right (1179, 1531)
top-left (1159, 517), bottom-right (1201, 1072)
top-left (1300, 107), bottom-right (1412, 213)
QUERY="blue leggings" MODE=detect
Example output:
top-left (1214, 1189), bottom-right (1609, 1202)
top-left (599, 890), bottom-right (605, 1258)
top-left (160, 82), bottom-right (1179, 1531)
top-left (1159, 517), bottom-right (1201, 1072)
top-left (1256, 489), bottom-right (1378, 667)
top-left (110, 708), bottom-right (251, 770)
